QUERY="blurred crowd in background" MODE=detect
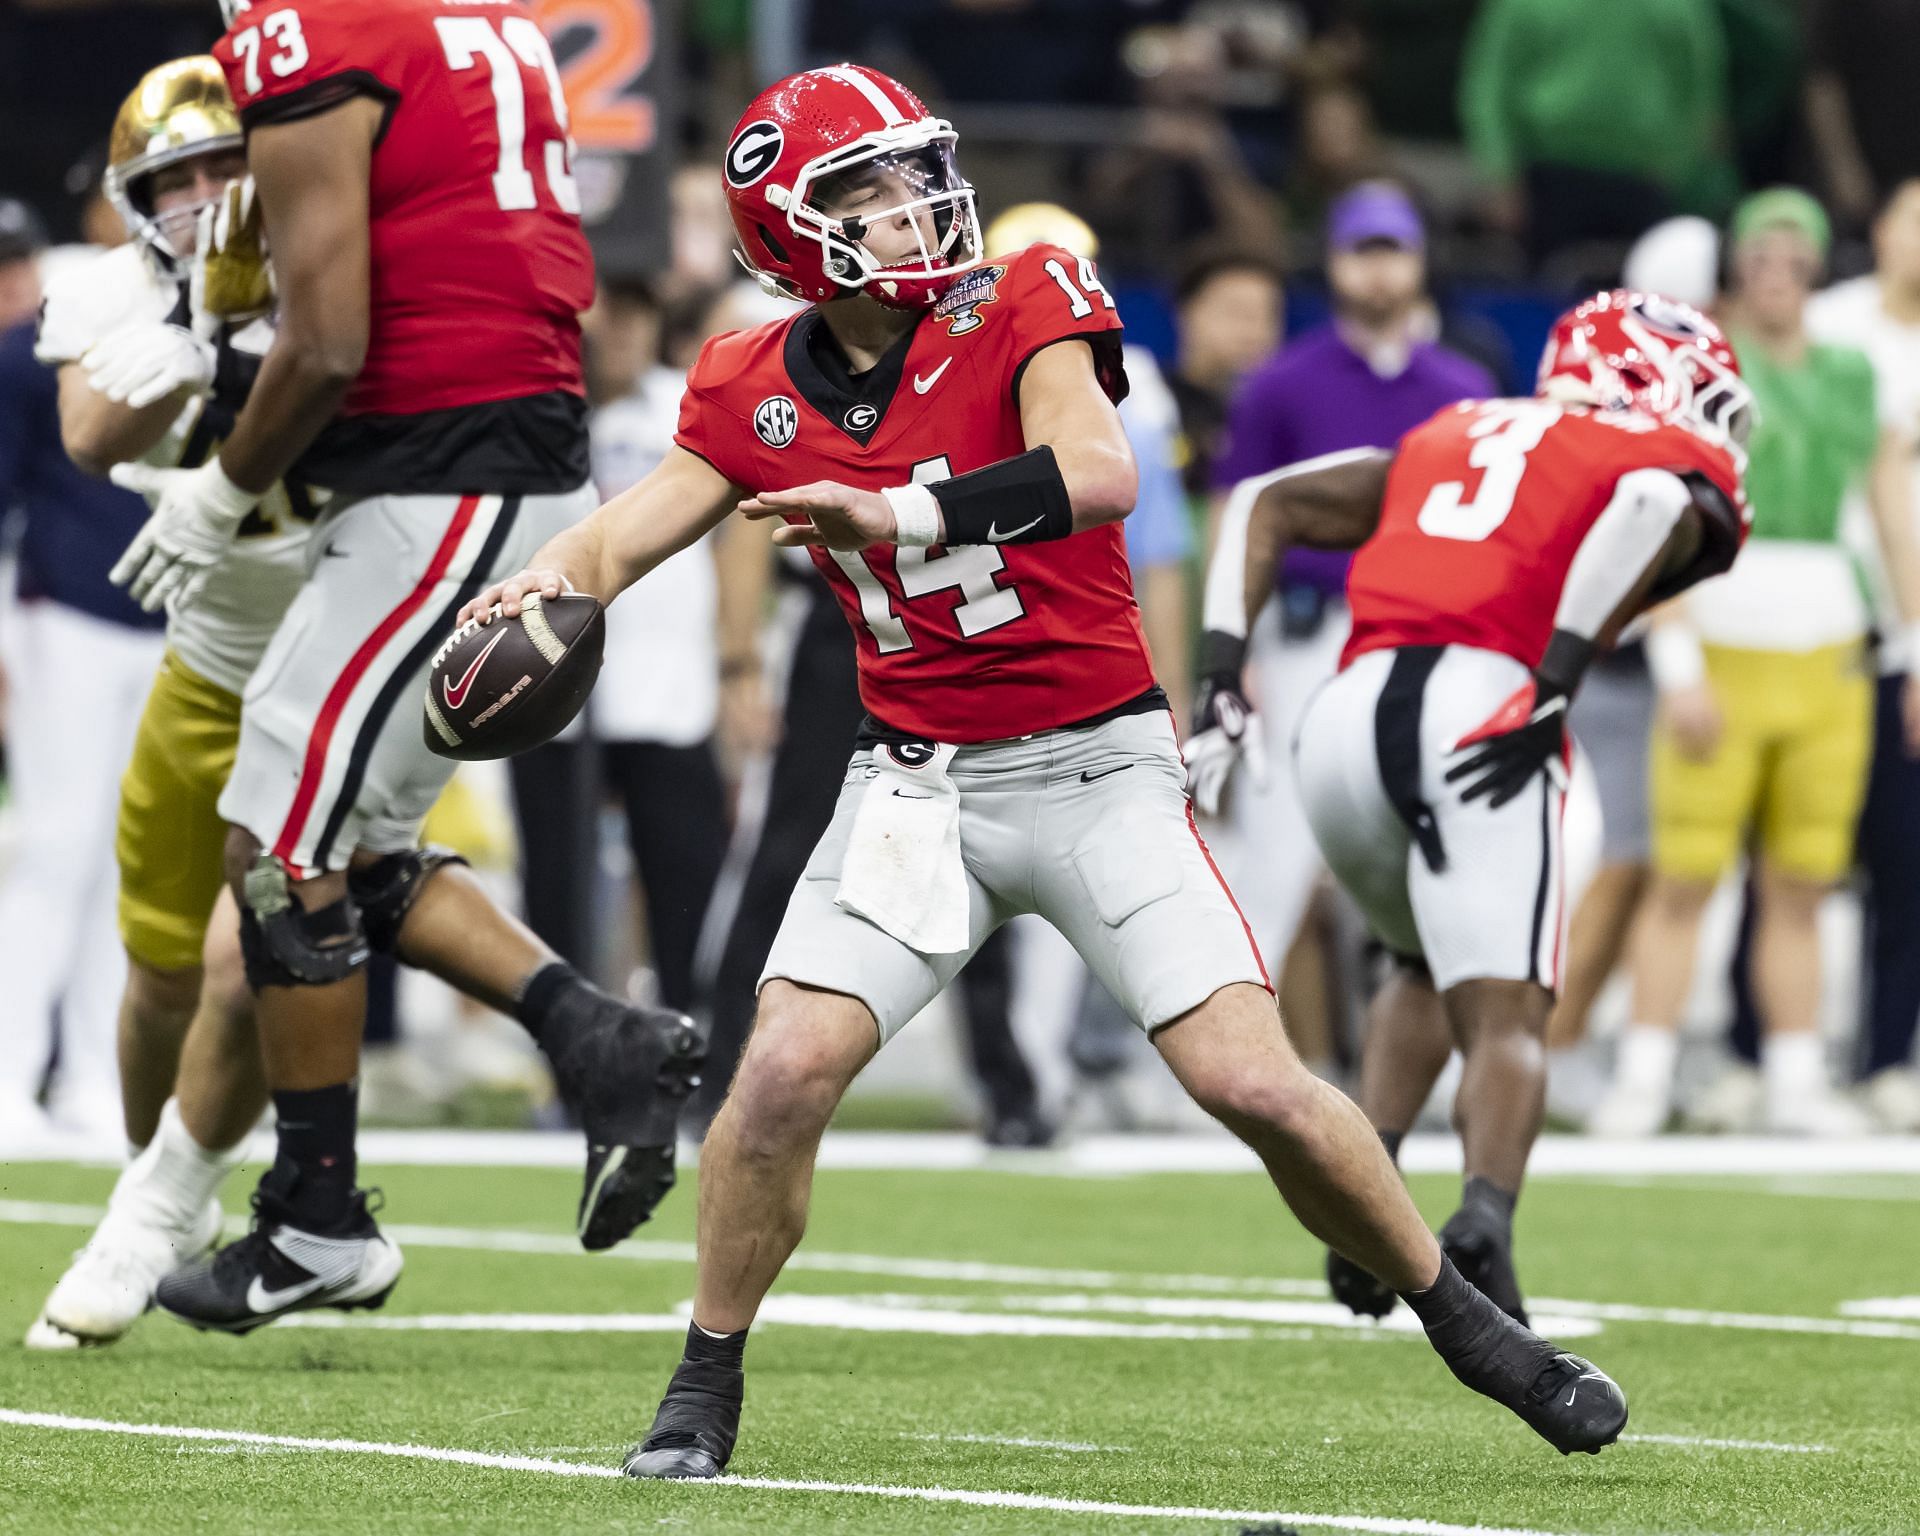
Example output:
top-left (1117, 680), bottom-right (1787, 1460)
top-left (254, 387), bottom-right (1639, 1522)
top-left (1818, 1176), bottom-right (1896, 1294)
top-left (4, 0), bottom-right (1920, 1150)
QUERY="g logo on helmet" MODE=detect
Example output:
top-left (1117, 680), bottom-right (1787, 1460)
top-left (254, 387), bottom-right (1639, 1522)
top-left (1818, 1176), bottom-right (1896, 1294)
top-left (726, 120), bottom-right (784, 188)
top-left (754, 395), bottom-right (798, 448)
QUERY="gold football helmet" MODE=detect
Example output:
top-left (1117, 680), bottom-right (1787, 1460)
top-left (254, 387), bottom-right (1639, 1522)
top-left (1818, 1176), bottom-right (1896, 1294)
top-left (104, 56), bottom-right (244, 271)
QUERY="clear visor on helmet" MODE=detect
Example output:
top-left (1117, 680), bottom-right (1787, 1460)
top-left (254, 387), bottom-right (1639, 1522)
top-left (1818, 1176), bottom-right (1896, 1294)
top-left (794, 137), bottom-right (981, 290)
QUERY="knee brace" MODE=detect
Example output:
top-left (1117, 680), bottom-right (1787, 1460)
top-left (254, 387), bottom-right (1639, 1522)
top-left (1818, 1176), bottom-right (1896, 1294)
top-left (238, 854), bottom-right (371, 992)
top-left (347, 845), bottom-right (469, 954)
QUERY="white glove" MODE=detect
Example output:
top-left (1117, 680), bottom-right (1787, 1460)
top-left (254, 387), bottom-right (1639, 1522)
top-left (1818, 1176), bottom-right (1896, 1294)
top-left (1182, 679), bottom-right (1269, 819)
top-left (108, 457), bottom-right (260, 613)
top-left (81, 322), bottom-right (215, 409)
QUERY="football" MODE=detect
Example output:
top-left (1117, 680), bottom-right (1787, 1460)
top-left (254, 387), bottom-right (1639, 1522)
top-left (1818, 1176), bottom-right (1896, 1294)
top-left (422, 591), bottom-right (605, 762)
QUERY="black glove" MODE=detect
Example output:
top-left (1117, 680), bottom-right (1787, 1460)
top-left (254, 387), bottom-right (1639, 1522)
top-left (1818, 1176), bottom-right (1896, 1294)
top-left (1443, 674), bottom-right (1570, 808)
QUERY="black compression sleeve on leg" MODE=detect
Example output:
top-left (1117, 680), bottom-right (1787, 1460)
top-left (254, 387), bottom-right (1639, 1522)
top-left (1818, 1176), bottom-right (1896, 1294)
top-left (931, 445), bottom-right (1074, 545)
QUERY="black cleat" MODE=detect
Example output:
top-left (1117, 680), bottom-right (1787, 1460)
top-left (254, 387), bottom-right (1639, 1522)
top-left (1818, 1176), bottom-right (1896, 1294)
top-left (622, 1354), bottom-right (743, 1479)
top-left (1423, 1278), bottom-right (1628, 1455)
top-left (154, 1184), bottom-right (402, 1336)
top-left (1440, 1208), bottom-right (1529, 1326)
top-left (542, 996), bottom-right (707, 1251)
top-left (1326, 1247), bottom-right (1398, 1319)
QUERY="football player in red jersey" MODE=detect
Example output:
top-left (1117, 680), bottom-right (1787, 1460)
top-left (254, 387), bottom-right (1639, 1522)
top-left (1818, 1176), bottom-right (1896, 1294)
top-left (1191, 291), bottom-right (1752, 1322)
top-left (110, 0), bottom-right (704, 1335)
top-left (463, 65), bottom-right (1628, 1476)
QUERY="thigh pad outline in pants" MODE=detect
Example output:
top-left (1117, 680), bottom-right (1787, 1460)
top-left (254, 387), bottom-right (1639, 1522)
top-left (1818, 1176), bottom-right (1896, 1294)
top-left (218, 487), bottom-right (593, 873)
top-left (1292, 651), bottom-right (1423, 964)
top-left (758, 753), bottom-right (1006, 1045)
top-left (1412, 646), bottom-right (1567, 991)
top-left (1028, 712), bottom-right (1269, 1032)
top-left (1296, 646), bottom-right (1567, 991)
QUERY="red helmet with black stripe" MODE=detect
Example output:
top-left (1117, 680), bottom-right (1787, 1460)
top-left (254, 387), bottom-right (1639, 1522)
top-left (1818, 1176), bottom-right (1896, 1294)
top-left (1538, 289), bottom-right (1755, 467)
top-left (722, 64), bottom-right (983, 311)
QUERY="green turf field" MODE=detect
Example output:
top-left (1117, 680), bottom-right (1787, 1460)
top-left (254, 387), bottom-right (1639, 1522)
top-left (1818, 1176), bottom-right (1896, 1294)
top-left (3, 1153), bottom-right (1916, 1535)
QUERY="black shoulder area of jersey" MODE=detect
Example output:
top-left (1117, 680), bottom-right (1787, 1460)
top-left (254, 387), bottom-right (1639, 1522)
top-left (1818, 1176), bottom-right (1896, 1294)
top-left (1647, 467), bottom-right (1744, 602)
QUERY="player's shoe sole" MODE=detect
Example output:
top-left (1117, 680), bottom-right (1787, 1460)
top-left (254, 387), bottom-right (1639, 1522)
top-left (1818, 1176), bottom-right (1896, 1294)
top-left (547, 1001), bottom-right (707, 1251)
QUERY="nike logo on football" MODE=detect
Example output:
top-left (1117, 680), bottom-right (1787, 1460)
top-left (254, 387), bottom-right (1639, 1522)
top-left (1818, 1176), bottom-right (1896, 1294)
top-left (443, 628), bottom-right (508, 711)
top-left (986, 515), bottom-right (1043, 542)
top-left (913, 358), bottom-right (952, 394)
top-left (1080, 764), bottom-right (1133, 783)
top-left (246, 1273), bottom-right (328, 1314)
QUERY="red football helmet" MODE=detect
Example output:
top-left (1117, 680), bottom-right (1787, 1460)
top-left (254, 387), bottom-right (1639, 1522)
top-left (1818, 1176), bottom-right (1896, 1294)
top-left (1538, 290), bottom-right (1755, 466)
top-left (721, 64), bottom-right (982, 311)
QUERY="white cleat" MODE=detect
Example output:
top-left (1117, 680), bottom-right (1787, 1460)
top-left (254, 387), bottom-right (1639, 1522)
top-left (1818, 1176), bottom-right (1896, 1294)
top-left (1684, 1063), bottom-right (1764, 1134)
top-left (26, 1197), bottom-right (224, 1349)
top-left (1860, 1068), bottom-right (1920, 1133)
top-left (1765, 1085), bottom-right (1872, 1138)
top-left (1586, 1080), bottom-right (1671, 1139)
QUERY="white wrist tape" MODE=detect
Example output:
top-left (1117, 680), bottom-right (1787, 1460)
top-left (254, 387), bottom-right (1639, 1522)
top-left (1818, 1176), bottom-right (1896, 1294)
top-left (882, 482), bottom-right (942, 547)
top-left (204, 456), bottom-right (263, 524)
top-left (1646, 623), bottom-right (1707, 692)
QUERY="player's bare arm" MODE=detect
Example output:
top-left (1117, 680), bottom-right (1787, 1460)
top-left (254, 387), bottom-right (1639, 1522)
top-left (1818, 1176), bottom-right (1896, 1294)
top-left (741, 336), bottom-right (1136, 551)
top-left (216, 99), bottom-right (380, 494)
top-left (459, 446), bottom-right (739, 624)
top-left (1183, 448), bottom-right (1391, 814)
top-left (55, 364), bottom-right (193, 476)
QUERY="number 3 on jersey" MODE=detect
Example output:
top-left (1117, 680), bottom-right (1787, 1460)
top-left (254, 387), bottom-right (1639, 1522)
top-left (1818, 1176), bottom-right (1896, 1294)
top-left (1416, 400), bottom-right (1562, 542)
top-left (831, 457), bottom-right (1027, 654)
top-left (437, 15), bottom-right (582, 214)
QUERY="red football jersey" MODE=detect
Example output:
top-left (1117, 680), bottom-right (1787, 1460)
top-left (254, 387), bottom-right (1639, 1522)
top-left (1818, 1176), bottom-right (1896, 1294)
top-left (1343, 398), bottom-right (1746, 670)
top-left (214, 0), bottom-right (594, 420)
top-left (675, 244), bottom-right (1154, 744)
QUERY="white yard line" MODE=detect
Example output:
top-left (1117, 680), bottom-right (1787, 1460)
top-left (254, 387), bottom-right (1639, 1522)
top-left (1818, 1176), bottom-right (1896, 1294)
top-left (901, 1432), bottom-right (1129, 1453)
top-left (279, 1301), bottom-right (1288, 1343)
top-left (9, 1129), bottom-right (1920, 1176)
top-left (0, 1407), bottom-right (1583, 1536)
top-left (4, 1199), bottom-right (1914, 1342)
top-left (1839, 1297), bottom-right (1920, 1320)
top-left (1620, 1434), bottom-right (1834, 1454)
top-left (0, 1200), bottom-right (1328, 1297)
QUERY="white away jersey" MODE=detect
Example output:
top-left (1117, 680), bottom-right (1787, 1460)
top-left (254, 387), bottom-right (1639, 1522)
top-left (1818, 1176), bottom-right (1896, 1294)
top-left (37, 243), bottom-right (315, 695)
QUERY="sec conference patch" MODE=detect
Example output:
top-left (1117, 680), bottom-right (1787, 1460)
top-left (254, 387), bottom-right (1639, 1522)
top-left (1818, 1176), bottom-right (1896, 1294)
top-left (755, 395), bottom-right (799, 448)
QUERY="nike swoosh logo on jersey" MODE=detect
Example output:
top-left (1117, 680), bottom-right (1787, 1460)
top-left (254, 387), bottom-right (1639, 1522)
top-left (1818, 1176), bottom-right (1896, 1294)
top-left (1080, 764), bottom-right (1133, 783)
top-left (987, 515), bottom-right (1043, 542)
top-left (443, 628), bottom-right (508, 711)
top-left (913, 357), bottom-right (953, 394)
top-left (246, 1272), bottom-right (329, 1315)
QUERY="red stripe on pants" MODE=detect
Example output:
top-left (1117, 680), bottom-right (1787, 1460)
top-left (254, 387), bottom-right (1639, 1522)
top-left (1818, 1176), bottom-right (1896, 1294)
top-left (270, 496), bottom-right (483, 871)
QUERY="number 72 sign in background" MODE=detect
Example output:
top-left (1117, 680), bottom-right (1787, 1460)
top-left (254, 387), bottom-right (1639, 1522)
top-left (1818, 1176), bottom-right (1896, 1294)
top-left (532, 0), bottom-right (673, 275)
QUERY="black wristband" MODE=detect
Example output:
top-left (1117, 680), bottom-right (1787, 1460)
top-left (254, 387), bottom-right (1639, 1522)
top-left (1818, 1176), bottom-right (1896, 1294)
top-left (932, 445), bottom-right (1075, 545)
top-left (1536, 628), bottom-right (1595, 699)
top-left (1199, 627), bottom-right (1248, 680)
